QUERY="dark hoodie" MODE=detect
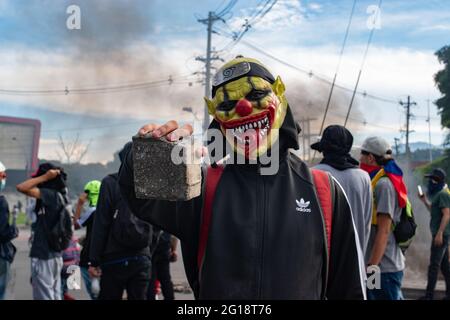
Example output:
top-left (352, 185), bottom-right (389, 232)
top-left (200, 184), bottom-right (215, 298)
top-left (30, 163), bottom-right (68, 259)
top-left (88, 173), bottom-right (151, 267)
top-left (118, 106), bottom-right (365, 300)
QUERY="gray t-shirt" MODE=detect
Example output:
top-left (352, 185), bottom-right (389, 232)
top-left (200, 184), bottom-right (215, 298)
top-left (366, 178), bottom-right (405, 273)
top-left (314, 164), bottom-right (372, 255)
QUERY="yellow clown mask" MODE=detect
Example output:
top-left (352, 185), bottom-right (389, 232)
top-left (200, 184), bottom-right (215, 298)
top-left (205, 57), bottom-right (288, 159)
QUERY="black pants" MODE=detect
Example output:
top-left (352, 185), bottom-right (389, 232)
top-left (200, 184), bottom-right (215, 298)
top-left (148, 257), bottom-right (174, 300)
top-left (99, 257), bottom-right (151, 300)
top-left (425, 235), bottom-right (450, 298)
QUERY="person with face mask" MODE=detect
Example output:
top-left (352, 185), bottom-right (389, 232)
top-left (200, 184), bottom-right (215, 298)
top-left (0, 161), bottom-right (19, 300)
top-left (118, 56), bottom-right (366, 300)
top-left (359, 136), bottom-right (407, 300)
top-left (418, 168), bottom-right (450, 300)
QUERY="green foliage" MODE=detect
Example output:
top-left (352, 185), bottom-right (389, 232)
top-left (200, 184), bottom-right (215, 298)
top-left (416, 155), bottom-right (450, 183)
top-left (434, 46), bottom-right (450, 129)
top-left (12, 212), bottom-right (27, 226)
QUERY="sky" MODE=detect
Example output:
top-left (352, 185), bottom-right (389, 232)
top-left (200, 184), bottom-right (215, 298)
top-left (0, 0), bottom-right (449, 163)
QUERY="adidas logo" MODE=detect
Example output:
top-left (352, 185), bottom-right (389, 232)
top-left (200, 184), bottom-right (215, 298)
top-left (296, 198), bottom-right (311, 213)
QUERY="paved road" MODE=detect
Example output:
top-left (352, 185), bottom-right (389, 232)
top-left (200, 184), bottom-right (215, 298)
top-left (4, 227), bottom-right (194, 300)
top-left (5, 227), bottom-right (444, 300)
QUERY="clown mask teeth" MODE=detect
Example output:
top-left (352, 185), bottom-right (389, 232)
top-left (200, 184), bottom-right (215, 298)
top-left (229, 114), bottom-right (270, 136)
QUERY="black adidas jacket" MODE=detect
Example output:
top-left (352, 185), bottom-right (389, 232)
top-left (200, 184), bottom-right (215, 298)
top-left (118, 107), bottom-right (365, 300)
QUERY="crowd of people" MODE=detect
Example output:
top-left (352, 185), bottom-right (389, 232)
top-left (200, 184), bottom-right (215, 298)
top-left (0, 160), bottom-right (177, 300)
top-left (0, 56), bottom-right (449, 300)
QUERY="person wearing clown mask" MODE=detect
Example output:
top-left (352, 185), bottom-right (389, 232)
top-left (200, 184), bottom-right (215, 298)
top-left (118, 57), bottom-right (365, 300)
top-left (0, 161), bottom-right (19, 300)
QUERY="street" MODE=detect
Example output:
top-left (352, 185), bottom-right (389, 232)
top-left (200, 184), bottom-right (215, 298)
top-left (4, 227), bottom-right (194, 300)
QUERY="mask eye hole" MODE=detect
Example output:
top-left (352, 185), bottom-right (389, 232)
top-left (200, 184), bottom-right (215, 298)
top-left (217, 100), bottom-right (237, 112)
top-left (246, 89), bottom-right (269, 101)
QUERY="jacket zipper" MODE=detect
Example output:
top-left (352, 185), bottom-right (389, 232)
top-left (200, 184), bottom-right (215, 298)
top-left (257, 171), bottom-right (267, 299)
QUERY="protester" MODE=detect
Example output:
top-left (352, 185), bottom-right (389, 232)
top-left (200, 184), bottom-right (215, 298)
top-left (74, 180), bottom-right (101, 300)
top-left (312, 125), bottom-right (372, 255)
top-left (360, 137), bottom-right (406, 300)
top-left (118, 56), bottom-right (366, 299)
top-left (89, 156), bottom-right (152, 300)
top-left (16, 163), bottom-right (69, 300)
top-left (148, 231), bottom-right (177, 300)
top-left (418, 168), bottom-right (450, 300)
top-left (0, 161), bottom-right (19, 300)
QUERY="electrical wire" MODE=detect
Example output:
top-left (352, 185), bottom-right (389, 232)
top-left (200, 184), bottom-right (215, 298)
top-left (318, 0), bottom-right (358, 138)
top-left (0, 74), bottom-right (197, 96)
top-left (344, 0), bottom-right (383, 127)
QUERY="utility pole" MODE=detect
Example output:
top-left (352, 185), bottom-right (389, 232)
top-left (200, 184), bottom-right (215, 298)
top-left (306, 119), bottom-right (312, 161)
top-left (197, 12), bottom-right (224, 135)
top-left (426, 99), bottom-right (433, 163)
top-left (298, 117), bottom-right (317, 163)
top-left (399, 96), bottom-right (416, 163)
top-left (299, 118), bottom-right (306, 160)
top-left (394, 138), bottom-right (400, 156)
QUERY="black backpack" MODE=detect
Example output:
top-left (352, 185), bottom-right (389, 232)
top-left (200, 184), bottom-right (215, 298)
top-left (393, 200), bottom-right (417, 253)
top-left (43, 192), bottom-right (73, 252)
top-left (109, 175), bottom-right (152, 250)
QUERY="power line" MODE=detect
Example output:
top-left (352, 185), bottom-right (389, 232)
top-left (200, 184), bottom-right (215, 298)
top-left (287, 92), bottom-right (401, 132)
top-left (344, 0), bottom-right (383, 127)
top-left (215, 0), bottom-right (278, 53)
top-left (216, 0), bottom-right (238, 18)
top-left (318, 0), bottom-right (358, 148)
top-left (0, 74), bottom-right (196, 96)
top-left (238, 39), bottom-right (400, 105)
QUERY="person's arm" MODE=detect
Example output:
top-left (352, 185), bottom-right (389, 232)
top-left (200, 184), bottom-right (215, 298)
top-left (367, 214), bottom-right (392, 265)
top-left (170, 235), bottom-right (179, 262)
top-left (434, 207), bottom-right (450, 247)
top-left (16, 169), bottom-right (60, 199)
top-left (89, 177), bottom-right (114, 267)
top-left (367, 179), bottom-right (397, 267)
top-left (73, 193), bottom-right (87, 229)
top-left (326, 178), bottom-right (365, 300)
top-left (419, 194), bottom-right (432, 212)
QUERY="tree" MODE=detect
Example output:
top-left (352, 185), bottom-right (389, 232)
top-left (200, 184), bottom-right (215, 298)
top-left (434, 46), bottom-right (450, 132)
top-left (55, 133), bottom-right (92, 164)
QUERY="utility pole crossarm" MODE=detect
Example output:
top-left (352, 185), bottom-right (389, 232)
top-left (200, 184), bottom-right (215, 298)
top-left (399, 95), bottom-right (417, 164)
top-left (197, 11), bottom-right (225, 136)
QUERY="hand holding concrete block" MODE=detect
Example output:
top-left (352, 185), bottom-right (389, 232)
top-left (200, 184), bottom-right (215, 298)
top-left (132, 134), bottom-right (201, 201)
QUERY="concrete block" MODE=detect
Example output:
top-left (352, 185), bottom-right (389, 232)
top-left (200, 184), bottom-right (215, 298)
top-left (132, 134), bottom-right (201, 201)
